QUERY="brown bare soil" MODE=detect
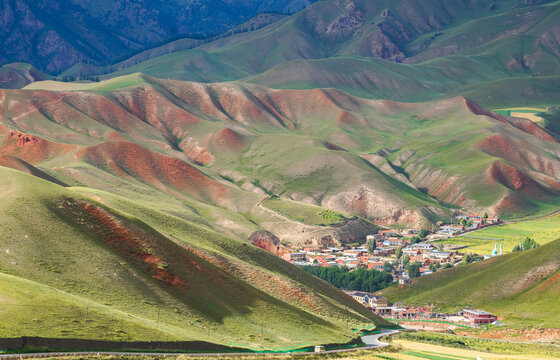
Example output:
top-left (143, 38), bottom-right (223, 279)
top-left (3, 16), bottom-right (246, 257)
top-left (211, 128), bottom-right (245, 151)
top-left (505, 117), bottom-right (557, 143)
top-left (492, 192), bottom-right (533, 215)
top-left (0, 130), bottom-right (76, 164)
top-left (487, 160), bottom-right (553, 200)
top-left (465, 98), bottom-right (508, 124)
top-left (249, 231), bottom-right (290, 256)
top-left (76, 201), bottom-right (190, 291)
top-left (111, 85), bottom-right (202, 141)
top-left (78, 141), bottom-right (228, 203)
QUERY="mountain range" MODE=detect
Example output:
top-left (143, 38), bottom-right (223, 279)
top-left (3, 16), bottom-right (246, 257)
top-left (0, 0), bottom-right (317, 73)
top-left (1, 0), bottom-right (560, 349)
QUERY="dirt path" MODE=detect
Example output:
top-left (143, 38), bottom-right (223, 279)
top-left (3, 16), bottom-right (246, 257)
top-left (255, 196), bottom-right (322, 229)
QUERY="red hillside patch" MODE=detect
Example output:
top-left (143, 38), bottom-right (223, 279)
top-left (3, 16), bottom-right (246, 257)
top-left (0, 131), bottom-right (76, 164)
top-left (78, 142), bottom-right (228, 203)
top-left (212, 128), bottom-right (245, 151)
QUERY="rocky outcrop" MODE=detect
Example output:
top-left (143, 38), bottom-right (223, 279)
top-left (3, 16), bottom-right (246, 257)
top-left (249, 231), bottom-right (289, 256)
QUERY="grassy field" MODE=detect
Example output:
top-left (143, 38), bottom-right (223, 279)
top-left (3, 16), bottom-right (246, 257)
top-left (392, 333), bottom-right (560, 359)
top-left (434, 214), bottom-right (560, 255)
top-left (262, 197), bottom-right (348, 226)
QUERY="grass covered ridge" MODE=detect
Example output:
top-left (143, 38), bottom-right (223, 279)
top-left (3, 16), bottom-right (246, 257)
top-left (0, 166), bottom-right (392, 348)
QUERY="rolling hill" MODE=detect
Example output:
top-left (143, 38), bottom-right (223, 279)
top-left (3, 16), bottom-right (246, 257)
top-left (65, 0), bottom-right (559, 109)
top-left (0, 165), bottom-right (391, 347)
top-left (0, 63), bottom-right (51, 90)
top-left (380, 237), bottom-right (560, 328)
top-left (1, 74), bottom-right (558, 234)
top-left (3, 0), bottom-right (559, 110)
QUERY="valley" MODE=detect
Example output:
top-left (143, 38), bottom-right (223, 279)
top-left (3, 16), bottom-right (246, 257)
top-left (0, 0), bottom-right (559, 357)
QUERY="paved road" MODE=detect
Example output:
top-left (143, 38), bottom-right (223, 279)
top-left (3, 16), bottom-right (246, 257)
top-left (361, 330), bottom-right (400, 348)
top-left (0, 331), bottom-right (399, 359)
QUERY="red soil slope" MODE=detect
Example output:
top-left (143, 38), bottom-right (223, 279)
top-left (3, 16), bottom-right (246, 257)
top-left (487, 160), bottom-right (554, 200)
top-left (0, 130), bottom-right (76, 164)
top-left (211, 128), bottom-right (245, 152)
top-left (78, 141), bottom-right (228, 203)
top-left (465, 98), bottom-right (557, 142)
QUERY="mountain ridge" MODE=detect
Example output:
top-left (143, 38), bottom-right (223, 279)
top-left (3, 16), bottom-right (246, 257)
top-left (3, 75), bottom-right (560, 234)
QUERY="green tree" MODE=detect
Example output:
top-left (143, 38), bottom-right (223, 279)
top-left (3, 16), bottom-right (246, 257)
top-left (462, 253), bottom-right (475, 264)
top-left (383, 261), bottom-right (395, 272)
top-left (419, 228), bottom-right (429, 239)
top-left (522, 237), bottom-right (539, 250)
top-left (407, 262), bottom-right (421, 279)
top-left (429, 263), bottom-right (437, 273)
top-left (403, 254), bottom-right (410, 267)
top-left (300, 266), bottom-right (393, 292)
top-left (483, 212), bottom-right (488, 219)
top-left (460, 218), bottom-right (467, 226)
top-left (367, 238), bottom-right (376, 253)
top-left (442, 263), bottom-right (453, 269)
top-left (395, 246), bottom-right (403, 259)
top-left (514, 237), bottom-right (540, 252)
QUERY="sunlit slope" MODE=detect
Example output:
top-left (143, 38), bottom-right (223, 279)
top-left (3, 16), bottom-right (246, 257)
top-left (380, 238), bottom-right (560, 327)
top-left (0, 166), bottom-right (392, 347)
top-left (7, 74), bottom-right (560, 226)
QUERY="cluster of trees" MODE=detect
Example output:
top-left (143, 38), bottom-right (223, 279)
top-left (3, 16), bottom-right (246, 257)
top-left (512, 237), bottom-right (540, 252)
top-left (406, 261), bottom-right (421, 278)
top-left (461, 253), bottom-right (478, 264)
top-left (301, 266), bottom-right (393, 293)
top-left (410, 228), bottom-right (430, 244)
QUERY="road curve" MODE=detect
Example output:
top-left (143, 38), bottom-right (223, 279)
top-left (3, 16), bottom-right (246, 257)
top-left (0, 331), bottom-right (399, 359)
top-left (362, 330), bottom-right (400, 348)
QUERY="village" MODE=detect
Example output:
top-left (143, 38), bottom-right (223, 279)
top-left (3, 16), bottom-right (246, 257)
top-left (280, 212), bottom-right (502, 327)
top-left (282, 213), bottom-right (502, 282)
top-left (344, 290), bottom-right (498, 327)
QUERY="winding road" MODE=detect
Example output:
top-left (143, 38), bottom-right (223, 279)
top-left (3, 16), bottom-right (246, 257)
top-left (361, 329), bottom-right (400, 348)
top-left (0, 331), bottom-right (399, 359)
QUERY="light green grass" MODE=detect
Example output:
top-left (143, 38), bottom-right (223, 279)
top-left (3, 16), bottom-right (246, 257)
top-left (395, 332), bottom-right (560, 358)
top-left (435, 215), bottom-right (560, 254)
top-left (262, 198), bottom-right (348, 226)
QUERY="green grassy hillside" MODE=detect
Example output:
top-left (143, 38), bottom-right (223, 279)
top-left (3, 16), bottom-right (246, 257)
top-left (69, 0), bottom-right (560, 109)
top-left (0, 166), bottom-right (392, 348)
top-left (8, 75), bottom-right (560, 227)
top-left (381, 238), bottom-right (560, 328)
